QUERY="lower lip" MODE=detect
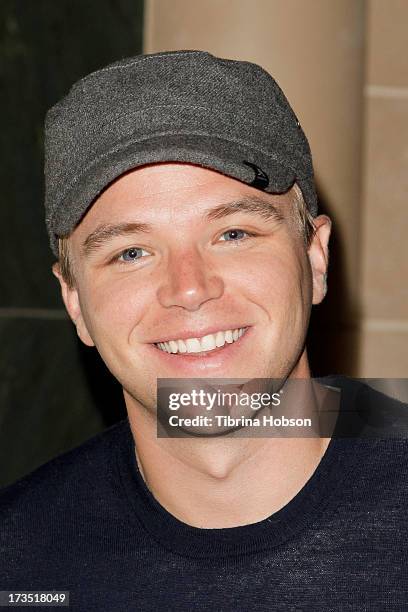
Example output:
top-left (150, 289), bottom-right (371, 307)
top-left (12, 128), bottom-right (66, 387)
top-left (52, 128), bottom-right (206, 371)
top-left (147, 327), bottom-right (252, 374)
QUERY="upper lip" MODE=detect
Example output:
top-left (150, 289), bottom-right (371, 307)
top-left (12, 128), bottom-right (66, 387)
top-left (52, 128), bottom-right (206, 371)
top-left (149, 324), bottom-right (251, 344)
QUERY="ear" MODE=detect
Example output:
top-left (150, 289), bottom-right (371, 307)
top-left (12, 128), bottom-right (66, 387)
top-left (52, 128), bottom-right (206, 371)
top-left (308, 215), bottom-right (332, 305)
top-left (52, 262), bottom-right (95, 347)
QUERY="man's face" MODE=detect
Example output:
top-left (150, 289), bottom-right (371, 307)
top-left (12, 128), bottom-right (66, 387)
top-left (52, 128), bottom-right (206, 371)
top-left (55, 164), bottom-right (330, 412)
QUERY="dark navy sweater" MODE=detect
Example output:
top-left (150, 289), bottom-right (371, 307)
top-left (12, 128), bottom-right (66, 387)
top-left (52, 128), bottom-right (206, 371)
top-left (1, 376), bottom-right (407, 611)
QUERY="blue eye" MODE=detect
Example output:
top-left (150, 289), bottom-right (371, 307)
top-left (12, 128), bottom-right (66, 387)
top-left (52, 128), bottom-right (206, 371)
top-left (220, 229), bottom-right (249, 241)
top-left (119, 247), bottom-right (148, 262)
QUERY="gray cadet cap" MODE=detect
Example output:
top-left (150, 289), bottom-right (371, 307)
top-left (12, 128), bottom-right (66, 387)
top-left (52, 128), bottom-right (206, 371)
top-left (44, 50), bottom-right (318, 257)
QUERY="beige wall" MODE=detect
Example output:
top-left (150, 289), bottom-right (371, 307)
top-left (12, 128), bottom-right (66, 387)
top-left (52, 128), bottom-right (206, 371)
top-left (144, 0), bottom-right (407, 377)
top-left (359, 0), bottom-right (408, 376)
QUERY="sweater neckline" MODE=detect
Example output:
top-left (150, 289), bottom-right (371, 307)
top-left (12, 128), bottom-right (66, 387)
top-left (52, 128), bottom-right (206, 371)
top-left (115, 376), bottom-right (365, 559)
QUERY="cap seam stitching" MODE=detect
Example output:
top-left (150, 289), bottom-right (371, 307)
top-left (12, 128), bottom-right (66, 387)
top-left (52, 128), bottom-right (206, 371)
top-left (74, 51), bottom-right (209, 87)
top-left (47, 104), bottom-right (290, 132)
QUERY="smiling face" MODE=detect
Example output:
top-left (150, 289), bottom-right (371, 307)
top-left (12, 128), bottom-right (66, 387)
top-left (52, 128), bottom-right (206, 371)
top-left (53, 163), bottom-right (331, 414)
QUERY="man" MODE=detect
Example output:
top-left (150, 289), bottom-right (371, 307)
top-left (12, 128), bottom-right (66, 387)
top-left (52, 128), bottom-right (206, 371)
top-left (1, 51), bottom-right (407, 611)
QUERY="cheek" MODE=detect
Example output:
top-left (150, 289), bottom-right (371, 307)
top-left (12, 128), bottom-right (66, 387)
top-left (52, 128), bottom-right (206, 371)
top-left (77, 273), bottom-right (153, 346)
top-left (225, 242), bottom-right (311, 315)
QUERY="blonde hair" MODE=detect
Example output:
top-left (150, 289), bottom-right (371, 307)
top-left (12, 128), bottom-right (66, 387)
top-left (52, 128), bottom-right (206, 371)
top-left (57, 235), bottom-right (76, 289)
top-left (291, 183), bottom-right (316, 246)
top-left (57, 183), bottom-right (316, 288)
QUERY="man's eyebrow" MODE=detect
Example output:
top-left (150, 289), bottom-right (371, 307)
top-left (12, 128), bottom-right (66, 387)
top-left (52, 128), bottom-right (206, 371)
top-left (81, 222), bottom-right (152, 257)
top-left (81, 196), bottom-right (285, 257)
top-left (205, 196), bottom-right (285, 223)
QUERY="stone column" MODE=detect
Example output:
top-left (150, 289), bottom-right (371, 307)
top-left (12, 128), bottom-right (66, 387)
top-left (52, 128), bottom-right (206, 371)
top-left (359, 0), bottom-right (408, 377)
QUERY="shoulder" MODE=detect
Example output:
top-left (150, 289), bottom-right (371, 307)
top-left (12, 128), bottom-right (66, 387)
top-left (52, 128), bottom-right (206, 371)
top-left (319, 374), bottom-right (408, 457)
top-left (323, 375), bottom-right (408, 472)
top-left (0, 419), bottom-right (134, 584)
top-left (322, 375), bottom-right (408, 433)
top-left (0, 418), bottom-right (130, 520)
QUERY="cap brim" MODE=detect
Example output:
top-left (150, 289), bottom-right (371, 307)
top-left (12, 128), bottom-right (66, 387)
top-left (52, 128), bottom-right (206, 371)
top-left (49, 132), bottom-right (312, 255)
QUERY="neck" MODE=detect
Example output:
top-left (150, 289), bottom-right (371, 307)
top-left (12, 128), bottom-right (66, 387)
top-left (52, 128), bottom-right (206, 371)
top-left (125, 352), bottom-right (332, 528)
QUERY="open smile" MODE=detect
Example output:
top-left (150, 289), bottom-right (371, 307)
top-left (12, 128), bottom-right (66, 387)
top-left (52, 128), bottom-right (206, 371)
top-left (154, 326), bottom-right (249, 355)
top-left (148, 326), bottom-right (252, 372)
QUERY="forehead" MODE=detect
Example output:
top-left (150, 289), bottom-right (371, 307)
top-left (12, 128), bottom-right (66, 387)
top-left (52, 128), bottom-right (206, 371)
top-left (80, 163), bottom-right (294, 226)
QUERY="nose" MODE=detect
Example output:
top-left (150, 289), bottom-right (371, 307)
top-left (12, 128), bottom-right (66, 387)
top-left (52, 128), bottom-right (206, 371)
top-left (156, 247), bottom-right (224, 311)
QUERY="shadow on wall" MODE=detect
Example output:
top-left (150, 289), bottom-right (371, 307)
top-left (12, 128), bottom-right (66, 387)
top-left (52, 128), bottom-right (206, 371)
top-left (307, 183), bottom-right (359, 377)
top-left (77, 340), bottom-right (127, 427)
top-left (0, 0), bottom-right (144, 488)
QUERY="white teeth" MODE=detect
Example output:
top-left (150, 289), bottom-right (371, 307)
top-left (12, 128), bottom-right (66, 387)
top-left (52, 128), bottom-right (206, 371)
top-left (215, 331), bottom-right (226, 348)
top-left (201, 334), bottom-right (216, 351)
top-left (225, 330), bottom-right (233, 343)
top-left (185, 338), bottom-right (201, 353)
top-left (177, 339), bottom-right (187, 353)
top-left (155, 327), bottom-right (247, 355)
top-left (169, 340), bottom-right (178, 353)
